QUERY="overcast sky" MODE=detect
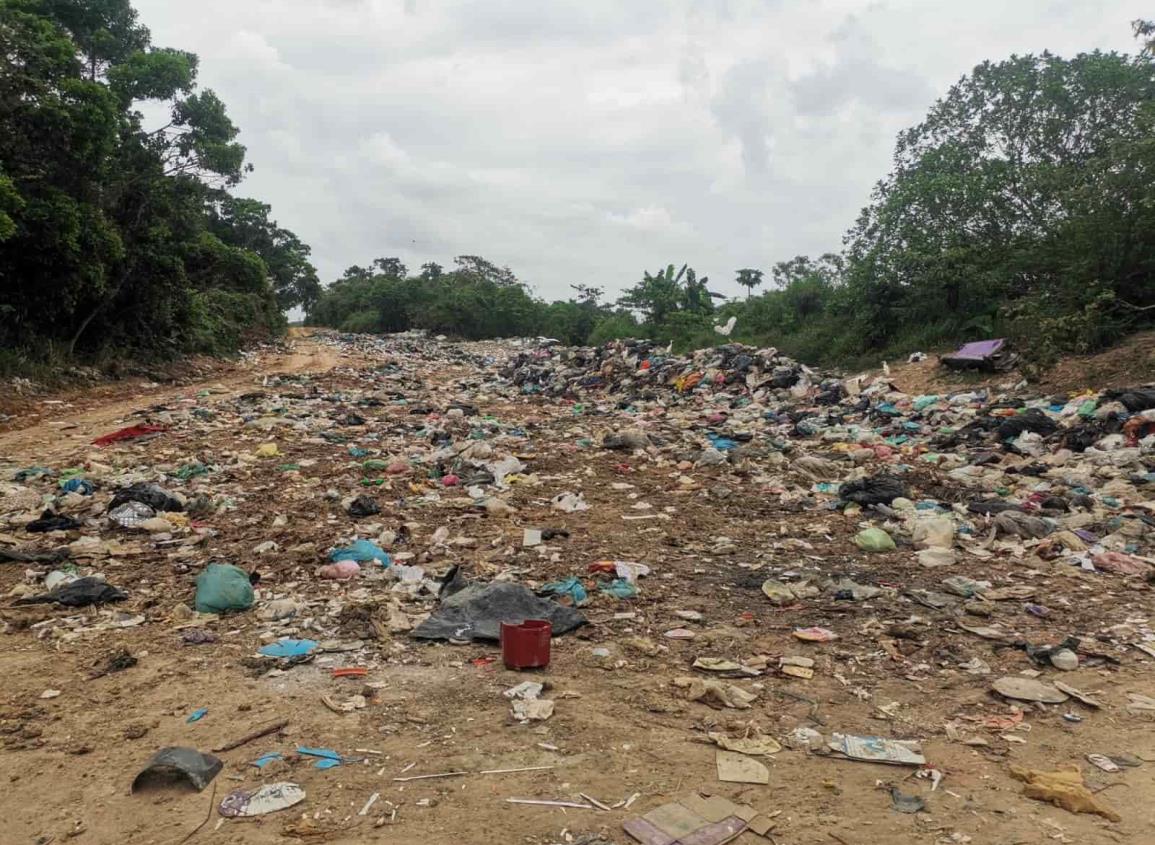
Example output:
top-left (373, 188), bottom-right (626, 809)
top-left (135, 0), bottom-right (1147, 302)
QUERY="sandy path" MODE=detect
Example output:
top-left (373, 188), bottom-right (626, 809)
top-left (0, 336), bottom-right (343, 466)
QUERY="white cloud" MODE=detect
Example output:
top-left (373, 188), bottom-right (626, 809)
top-left (133, 0), bottom-right (1151, 301)
top-left (607, 205), bottom-right (694, 237)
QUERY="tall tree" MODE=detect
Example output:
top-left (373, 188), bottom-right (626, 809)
top-left (735, 268), bottom-right (763, 299)
top-left (844, 49), bottom-right (1155, 351)
top-left (0, 0), bottom-right (308, 359)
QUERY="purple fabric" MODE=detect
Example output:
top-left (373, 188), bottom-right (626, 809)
top-left (623, 818), bottom-right (677, 845)
top-left (949, 338), bottom-right (1005, 360)
top-left (678, 818), bottom-right (747, 845)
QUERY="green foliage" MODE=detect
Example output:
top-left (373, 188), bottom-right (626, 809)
top-left (835, 47), bottom-right (1155, 362)
top-left (0, 0), bottom-right (314, 367)
top-left (586, 311), bottom-right (640, 345)
top-left (184, 288), bottom-right (285, 356)
top-left (308, 256), bottom-right (641, 344)
top-left (0, 173), bottom-right (21, 241)
top-left (736, 268), bottom-right (763, 298)
top-left (617, 263), bottom-right (719, 327)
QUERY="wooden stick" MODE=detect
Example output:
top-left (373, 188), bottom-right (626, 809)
top-left (579, 793), bottom-right (611, 811)
top-left (478, 765), bottom-right (554, 775)
top-left (505, 798), bottom-right (594, 809)
top-left (392, 771), bottom-right (469, 782)
top-left (358, 792), bottom-right (381, 816)
top-left (175, 783), bottom-right (217, 845)
top-left (211, 719), bottom-right (288, 753)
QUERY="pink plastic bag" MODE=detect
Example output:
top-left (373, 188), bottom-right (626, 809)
top-left (319, 561), bottom-right (360, 580)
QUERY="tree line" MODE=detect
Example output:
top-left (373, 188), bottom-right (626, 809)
top-left (3, 3), bottom-right (1153, 375)
top-left (310, 23), bottom-right (1155, 370)
top-left (0, 0), bottom-right (320, 371)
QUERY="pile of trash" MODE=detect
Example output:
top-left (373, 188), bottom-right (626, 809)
top-left (502, 339), bottom-right (824, 400)
top-left (1, 330), bottom-right (1154, 842)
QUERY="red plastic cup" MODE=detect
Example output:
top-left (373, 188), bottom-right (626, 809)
top-left (500, 619), bottom-right (552, 670)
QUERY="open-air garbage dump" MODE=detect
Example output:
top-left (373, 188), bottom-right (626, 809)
top-left (2, 331), bottom-right (1154, 844)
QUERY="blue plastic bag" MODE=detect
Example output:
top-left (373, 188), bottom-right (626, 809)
top-left (600, 579), bottom-right (638, 599)
top-left (259, 639), bottom-right (318, 659)
top-left (329, 540), bottom-right (391, 565)
top-left (60, 478), bottom-right (94, 495)
top-left (707, 433), bottom-right (738, 452)
top-left (541, 576), bottom-right (588, 606)
top-left (297, 746), bottom-right (342, 769)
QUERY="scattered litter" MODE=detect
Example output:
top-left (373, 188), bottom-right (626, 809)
top-left (890, 787), bottom-right (926, 814)
top-left (716, 749), bottom-right (769, 784)
top-left (219, 782), bottom-right (305, 817)
top-left (259, 639), bottom-right (318, 660)
top-left (992, 676), bottom-right (1069, 704)
top-left (132, 747), bottom-right (222, 793)
top-left (827, 734), bottom-right (926, 766)
top-left (411, 571), bottom-right (585, 642)
top-left (1009, 763), bottom-right (1121, 821)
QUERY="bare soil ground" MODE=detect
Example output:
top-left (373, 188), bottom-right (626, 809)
top-left (881, 331), bottom-right (1155, 397)
top-left (0, 334), bottom-right (1153, 845)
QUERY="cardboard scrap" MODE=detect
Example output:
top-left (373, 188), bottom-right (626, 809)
top-left (644, 802), bottom-right (710, 839)
top-left (715, 750), bottom-right (769, 784)
top-left (625, 794), bottom-right (773, 844)
top-left (707, 731), bottom-right (781, 756)
top-left (679, 794), bottom-right (740, 824)
top-left (673, 677), bottom-right (758, 710)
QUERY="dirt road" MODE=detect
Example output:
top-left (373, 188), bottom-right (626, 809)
top-left (1, 334), bottom-right (1153, 845)
top-left (0, 334), bottom-right (343, 465)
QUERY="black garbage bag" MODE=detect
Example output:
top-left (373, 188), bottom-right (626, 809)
top-left (768, 366), bottom-right (801, 389)
top-left (1062, 421), bottom-right (1106, 453)
top-left (347, 495), bottom-right (381, 518)
top-left (839, 474), bottom-right (908, 506)
top-left (0, 546), bottom-right (70, 564)
top-left (1110, 388), bottom-right (1155, 413)
top-left (996, 409), bottom-right (1058, 441)
top-left (411, 570), bottom-right (586, 642)
top-left (967, 500), bottom-right (1023, 515)
top-left (109, 483), bottom-right (184, 513)
top-left (14, 576), bottom-right (127, 607)
top-left (26, 509), bottom-right (82, 533)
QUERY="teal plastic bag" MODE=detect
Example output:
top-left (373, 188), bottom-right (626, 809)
top-left (330, 540), bottom-right (391, 565)
top-left (541, 576), bottom-right (588, 606)
top-left (600, 578), bottom-right (638, 599)
top-left (195, 563), bottom-right (254, 614)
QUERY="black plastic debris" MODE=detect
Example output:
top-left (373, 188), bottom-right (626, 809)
top-left (996, 409), bottom-right (1058, 441)
top-left (26, 509), bottom-right (82, 533)
top-left (890, 786), bottom-right (926, 814)
top-left (109, 483), bottom-right (184, 513)
top-left (967, 500), bottom-right (1023, 515)
top-left (0, 546), bottom-right (70, 564)
top-left (347, 494), bottom-right (381, 518)
top-left (839, 474), bottom-right (908, 506)
top-left (14, 576), bottom-right (127, 607)
top-left (412, 570), bottom-right (586, 642)
top-left (131, 747), bottom-right (223, 793)
top-left (1110, 387), bottom-right (1155, 413)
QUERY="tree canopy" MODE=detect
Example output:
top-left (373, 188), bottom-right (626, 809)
top-left (0, 0), bottom-right (318, 363)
